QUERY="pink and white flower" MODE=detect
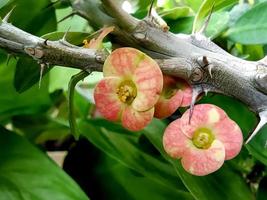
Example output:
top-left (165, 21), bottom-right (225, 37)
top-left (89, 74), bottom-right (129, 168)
top-left (94, 47), bottom-right (163, 131)
top-left (163, 104), bottom-right (243, 176)
top-left (154, 75), bottom-right (192, 119)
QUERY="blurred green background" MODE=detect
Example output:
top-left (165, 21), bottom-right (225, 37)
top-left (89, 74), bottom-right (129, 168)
top-left (1, 0), bottom-right (267, 199)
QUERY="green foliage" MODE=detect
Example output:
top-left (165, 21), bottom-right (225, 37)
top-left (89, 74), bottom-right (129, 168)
top-left (193, 0), bottom-right (238, 33)
top-left (160, 6), bottom-right (192, 20)
top-left (11, 113), bottom-right (70, 143)
top-left (97, 154), bottom-right (190, 200)
top-left (205, 11), bottom-right (230, 38)
top-left (1, 0), bottom-right (267, 199)
top-left (183, 0), bottom-right (202, 12)
top-left (257, 176), bottom-right (267, 200)
top-left (77, 117), bottom-right (254, 200)
top-left (0, 0), bottom-right (11, 10)
top-left (78, 119), bottom-right (192, 198)
top-left (14, 58), bottom-right (52, 93)
top-left (0, 127), bottom-right (89, 200)
top-left (0, 58), bottom-right (51, 123)
top-left (226, 1), bottom-right (267, 44)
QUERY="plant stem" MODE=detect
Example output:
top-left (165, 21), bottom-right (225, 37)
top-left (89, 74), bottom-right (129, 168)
top-left (68, 70), bottom-right (90, 140)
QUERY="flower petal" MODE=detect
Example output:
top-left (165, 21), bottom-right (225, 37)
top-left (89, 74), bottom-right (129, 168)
top-left (214, 118), bottom-right (243, 160)
top-left (154, 90), bottom-right (183, 119)
top-left (181, 140), bottom-right (225, 176)
top-left (154, 76), bottom-right (183, 118)
top-left (163, 119), bottom-right (190, 159)
top-left (121, 106), bottom-right (154, 131)
top-left (84, 26), bottom-right (114, 49)
top-left (103, 48), bottom-right (142, 77)
top-left (131, 56), bottom-right (163, 111)
top-left (94, 77), bottom-right (123, 121)
top-left (180, 104), bottom-right (227, 138)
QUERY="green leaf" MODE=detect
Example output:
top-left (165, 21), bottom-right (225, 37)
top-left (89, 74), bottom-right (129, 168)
top-left (14, 57), bottom-right (51, 93)
top-left (99, 156), bottom-right (192, 200)
top-left (137, 0), bottom-right (151, 11)
top-left (12, 114), bottom-right (70, 143)
top-left (228, 3), bottom-right (251, 27)
top-left (193, 0), bottom-right (237, 33)
top-left (226, 1), bottom-right (267, 44)
top-left (160, 7), bottom-right (192, 20)
top-left (235, 44), bottom-right (264, 61)
top-left (0, 0), bottom-right (10, 9)
top-left (78, 119), bottom-right (193, 199)
top-left (169, 11), bottom-right (229, 37)
top-left (56, 7), bottom-right (92, 33)
top-left (0, 126), bottom-right (89, 200)
top-left (0, 59), bottom-right (51, 123)
top-left (143, 118), bottom-right (253, 200)
top-left (246, 126), bottom-right (267, 166)
top-left (184, 0), bottom-right (202, 12)
top-left (168, 17), bottom-right (194, 34)
top-left (0, 0), bottom-right (55, 34)
top-left (257, 176), bottom-right (267, 200)
top-left (206, 11), bottom-right (230, 38)
top-left (49, 67), bottom-right (85, 92)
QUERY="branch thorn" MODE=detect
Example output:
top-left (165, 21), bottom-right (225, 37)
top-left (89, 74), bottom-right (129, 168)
top-left (39, 63), bottom-right (46, 89)
top-left (197, 56), bottom-right (213, 78)
top-left (146, 0), bottom-right (169, 32)
top-left (60, 27), bottom-right (75, 47)
top-left (3, 6), bottom-right (16, 23)
top-left (197, 55), bottom-right (209, 67)
top-left (148, 0), bottom-right (155, 18)
top-left (62, 27), bottom-right (71, 42)
top-left (208, 64), bottom-right (213, 78)
top-left (197, 2), bottom-right (214, 35)
top-left (245, 110), bottom-right (267, 144)
top-left (44, 39), bottom-right (48, 46)
top-left (259, 55), bottom-right (267, 65)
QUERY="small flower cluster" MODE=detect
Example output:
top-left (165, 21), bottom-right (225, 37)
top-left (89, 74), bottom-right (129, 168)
top-left (93, 47), bottom-right (243, 176)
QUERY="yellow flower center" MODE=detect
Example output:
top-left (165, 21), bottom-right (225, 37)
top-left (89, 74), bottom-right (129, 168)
top-left (116, 80), bottom-right (137, 104)
top-left (192, 127), bottom-right (214, 149)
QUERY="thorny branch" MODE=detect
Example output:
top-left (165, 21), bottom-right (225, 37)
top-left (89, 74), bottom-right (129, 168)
top-left (1, 0), bottom-right (267, 143)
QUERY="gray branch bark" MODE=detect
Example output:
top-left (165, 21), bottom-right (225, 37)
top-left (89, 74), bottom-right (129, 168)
top-left (0, 19), bottom-right (104, 71)
top-left (1, 0), bottom-right (267, 142)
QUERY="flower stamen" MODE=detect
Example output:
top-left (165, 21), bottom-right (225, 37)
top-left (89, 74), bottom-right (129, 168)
top-left (192, 127), bottom-right (214, 149)
top-left (116, 80), bottom-right (137, 104)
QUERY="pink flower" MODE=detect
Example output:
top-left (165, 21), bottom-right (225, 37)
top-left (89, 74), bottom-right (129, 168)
top-left (94, 47), bottom-right (163, 131)
top-left (154, 75), bottom-right (192, 119)
top-left (163, 104), bottom-right (243, 176)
